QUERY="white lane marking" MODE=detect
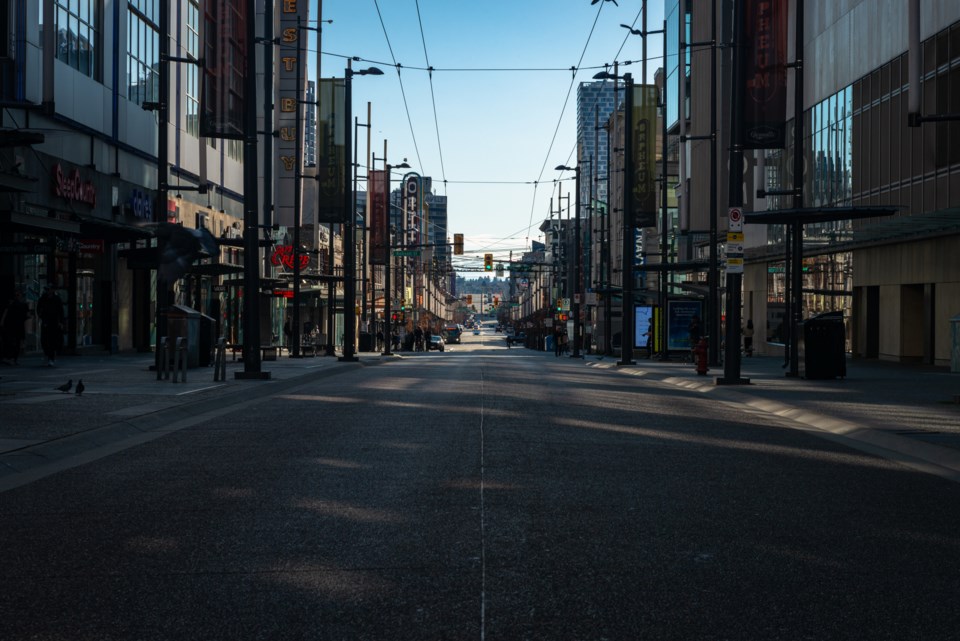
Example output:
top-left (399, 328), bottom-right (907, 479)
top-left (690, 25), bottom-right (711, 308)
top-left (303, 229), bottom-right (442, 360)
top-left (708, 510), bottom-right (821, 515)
top-left (479, 365), bottom-right (487, 641)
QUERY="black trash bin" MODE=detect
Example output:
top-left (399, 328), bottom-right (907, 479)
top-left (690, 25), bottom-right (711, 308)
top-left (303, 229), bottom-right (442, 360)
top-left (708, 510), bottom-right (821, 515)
top-left (198, 314), bottom-right (216, 366)
top-left (799, 311), bottom-right (847, 379)
top-left (358, 332), bottom-right (374, 352)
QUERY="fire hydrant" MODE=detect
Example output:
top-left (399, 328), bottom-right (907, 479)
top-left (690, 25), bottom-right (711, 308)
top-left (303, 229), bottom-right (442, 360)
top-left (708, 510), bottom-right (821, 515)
top-left (693, 337), bottom-right (709, 376)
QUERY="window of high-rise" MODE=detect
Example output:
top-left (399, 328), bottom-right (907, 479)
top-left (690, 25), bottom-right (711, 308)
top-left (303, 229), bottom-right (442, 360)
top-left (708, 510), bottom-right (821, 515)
top-left (127, 0), bottom-right (159, 106)
top-left (185, 0), bottom-right (200, 137)
top-left (55, 0), bottom-right (100, 79)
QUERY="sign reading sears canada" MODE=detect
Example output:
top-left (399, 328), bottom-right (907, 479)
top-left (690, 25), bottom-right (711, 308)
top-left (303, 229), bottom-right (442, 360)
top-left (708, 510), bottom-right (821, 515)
top-left (274, 0), bottom-right (310, 227)
top-left (742, 0), bottom-right (788, 149)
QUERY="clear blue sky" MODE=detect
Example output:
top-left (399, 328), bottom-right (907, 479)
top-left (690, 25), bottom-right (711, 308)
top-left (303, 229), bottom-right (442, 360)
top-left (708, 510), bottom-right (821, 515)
top-left (309, 0), bottom-right (665, 274)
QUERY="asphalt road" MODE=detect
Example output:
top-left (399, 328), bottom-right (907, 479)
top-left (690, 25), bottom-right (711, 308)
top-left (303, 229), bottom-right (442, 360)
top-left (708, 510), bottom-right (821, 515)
top-left (2, 331), bottom-right (959, 640)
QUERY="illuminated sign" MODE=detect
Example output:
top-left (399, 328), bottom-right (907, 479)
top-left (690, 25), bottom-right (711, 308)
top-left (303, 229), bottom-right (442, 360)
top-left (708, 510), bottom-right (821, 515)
top-left (270, 245), bottom-right (310, 270)
top-left (52, 164), bottom-right (96, 207)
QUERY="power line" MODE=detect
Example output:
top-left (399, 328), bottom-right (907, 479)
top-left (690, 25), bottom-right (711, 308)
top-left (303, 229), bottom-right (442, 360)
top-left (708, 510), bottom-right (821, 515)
top-left (525, 1), bottom-right (607, 246)
top-left (414, 0), bottom-right (449, 194)
top-left (371, 0), bottom-right (427, 173)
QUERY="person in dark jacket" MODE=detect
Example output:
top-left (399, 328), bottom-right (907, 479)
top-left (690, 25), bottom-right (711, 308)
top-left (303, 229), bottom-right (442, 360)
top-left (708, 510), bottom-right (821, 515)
top-left (36, 286), bottom-right (64, 366)
top-left (1, 290), bottom-right (30, 365)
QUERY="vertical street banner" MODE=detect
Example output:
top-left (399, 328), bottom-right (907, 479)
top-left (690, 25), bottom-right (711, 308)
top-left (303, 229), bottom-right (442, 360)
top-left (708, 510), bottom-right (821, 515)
top-left (630, 85), bottom-right (657, 227)
top-left (316, 78), bottom-right (346, 223)
top-left (742, 0), bottom-right (788, 149)
top-left (274, 0), bottom-right (310, 227)
top-left (200, 0), bottom-right (246, 139)
top-left (632, 84), bottom-right (659, 228)
top-left (369, 169), bottom-right (387, 265)
top-left (405, 175), bottom-right (421, 249)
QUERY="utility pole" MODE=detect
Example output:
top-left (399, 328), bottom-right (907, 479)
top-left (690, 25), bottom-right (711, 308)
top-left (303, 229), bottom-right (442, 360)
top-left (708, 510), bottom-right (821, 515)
top-left (237, 0), bottom-right (268, 379)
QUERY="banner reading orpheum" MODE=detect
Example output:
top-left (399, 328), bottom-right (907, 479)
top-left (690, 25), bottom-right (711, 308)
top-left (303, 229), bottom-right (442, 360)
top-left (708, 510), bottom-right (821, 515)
top-left (742, 0), bottom-right (788, 149)
top-left (632, 84), bottom-right (659, 229)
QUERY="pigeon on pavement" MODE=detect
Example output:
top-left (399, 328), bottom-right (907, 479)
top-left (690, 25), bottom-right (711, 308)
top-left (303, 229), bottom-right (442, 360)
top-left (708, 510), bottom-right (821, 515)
top-left (75, 380), bottom-right (85, 396)
top-left (55, 379), bottom-right (72, 393)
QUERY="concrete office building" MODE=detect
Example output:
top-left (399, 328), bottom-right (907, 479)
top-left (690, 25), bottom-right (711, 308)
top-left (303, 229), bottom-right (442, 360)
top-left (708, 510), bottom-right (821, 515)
top-left (669, 0), bottom-right (960, 367)
top-left (1, 0), bottom-right (246, 355)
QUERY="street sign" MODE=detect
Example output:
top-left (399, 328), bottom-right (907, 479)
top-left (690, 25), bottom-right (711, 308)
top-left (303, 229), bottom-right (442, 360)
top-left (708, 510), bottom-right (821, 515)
top-left (728, 207), bottom-right (743, 231)
top-left (726, 257), bottom-right (744, 273)
top-left (393, 250), bottom-right (421, 257)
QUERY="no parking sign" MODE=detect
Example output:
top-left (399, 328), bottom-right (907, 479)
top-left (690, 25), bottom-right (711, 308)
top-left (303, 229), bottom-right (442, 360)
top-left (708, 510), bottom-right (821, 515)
top-left (728, 207), bottom-right (743, 231)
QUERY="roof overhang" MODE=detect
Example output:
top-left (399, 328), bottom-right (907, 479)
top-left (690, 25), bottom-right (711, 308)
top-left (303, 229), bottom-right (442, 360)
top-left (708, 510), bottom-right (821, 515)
top-left (744, 206), bottom-right (900, 225)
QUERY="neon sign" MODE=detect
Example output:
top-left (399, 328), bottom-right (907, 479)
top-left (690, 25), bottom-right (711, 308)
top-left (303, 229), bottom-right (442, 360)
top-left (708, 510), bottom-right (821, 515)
top-left (270, 245), bottom-right (309, 270)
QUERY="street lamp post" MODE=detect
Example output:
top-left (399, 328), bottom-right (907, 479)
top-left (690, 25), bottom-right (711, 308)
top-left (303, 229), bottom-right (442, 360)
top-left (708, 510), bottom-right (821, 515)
top-left (383, 160), bottom-right (410, 355)
top-left (236, 0), bottom-right (269, 379)
top-left (595, 69), bottom-right (635, 366)
top-left (340, 61), bottom-right (382, 363)
top-left (556, 164), bottom-right (583, 358)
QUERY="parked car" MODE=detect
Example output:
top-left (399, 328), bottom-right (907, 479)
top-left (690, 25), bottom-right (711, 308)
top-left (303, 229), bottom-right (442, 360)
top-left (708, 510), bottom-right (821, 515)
top-left (428, 335), bottom-right (445, 352)
top-left (505, 332), bottom-right (526, 346)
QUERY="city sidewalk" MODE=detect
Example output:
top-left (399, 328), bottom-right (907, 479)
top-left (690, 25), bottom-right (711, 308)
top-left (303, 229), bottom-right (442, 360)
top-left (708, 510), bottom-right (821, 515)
top-left (583, 350), bottom-right (960, 482)
top-left (0, 349), bottom-right (389, 490)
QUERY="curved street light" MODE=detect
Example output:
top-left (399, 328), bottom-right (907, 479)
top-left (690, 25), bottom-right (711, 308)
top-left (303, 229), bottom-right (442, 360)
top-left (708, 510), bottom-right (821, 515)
top-left (555, 164), bottom-right (583, 358)
top-left (380, 159), bottom-right (409, 356)
top-left (340, 62), bottom-right (383, 362)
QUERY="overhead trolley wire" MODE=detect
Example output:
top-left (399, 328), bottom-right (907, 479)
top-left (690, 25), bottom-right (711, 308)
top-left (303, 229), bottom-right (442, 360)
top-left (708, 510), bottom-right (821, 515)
top-left (414, 0), bottom-right (449, 195)
top-left (372, 0), bottom-right (427, 173)
top-left (525, 0), bottom-right (605, 244)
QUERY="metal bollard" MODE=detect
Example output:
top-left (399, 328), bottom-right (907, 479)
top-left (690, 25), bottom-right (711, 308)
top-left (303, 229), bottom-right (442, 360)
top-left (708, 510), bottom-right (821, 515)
top-left (157, 337), bottom-right (169, 381)
top-left (213, 337), bottom-right (227, 381)
top-left (172, 337), bottom-right (188, 383)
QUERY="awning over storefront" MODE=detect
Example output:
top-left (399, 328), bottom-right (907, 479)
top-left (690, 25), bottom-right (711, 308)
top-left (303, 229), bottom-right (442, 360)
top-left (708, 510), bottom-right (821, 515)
top-left (0, 210), bottom-right (81, 234)
top-left (0, 171), bottom-right (37, 193)
top-left (187, 262), bottom-right (244, 276)
top-left (744, 206), bottom-right (900, 226)
top-left (77, 216), bottom-right (154, 243)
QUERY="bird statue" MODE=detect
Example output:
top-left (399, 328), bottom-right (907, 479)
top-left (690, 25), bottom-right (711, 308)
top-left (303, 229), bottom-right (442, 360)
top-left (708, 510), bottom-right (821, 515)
top-left (75, 380), bottom-right (85, 396)
top-left (156, 222), bottom-right (220, 283)
top-left (56, 379), bottom-right (72, 393)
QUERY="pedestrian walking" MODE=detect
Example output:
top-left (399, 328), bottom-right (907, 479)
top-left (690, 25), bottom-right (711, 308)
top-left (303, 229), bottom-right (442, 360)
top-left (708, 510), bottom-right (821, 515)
top-left (644, 319), bottom-right (654, 359)
top-left (743, 319), bottom-right (755, 357)
top-left (37, 286), bottom-right (64, 366)
top-left (1, 290), bottom-right (30, 365)
top-left (554, 327), bottom-right (563, 357)
top-left (688, 315), bottom-right (702, 363)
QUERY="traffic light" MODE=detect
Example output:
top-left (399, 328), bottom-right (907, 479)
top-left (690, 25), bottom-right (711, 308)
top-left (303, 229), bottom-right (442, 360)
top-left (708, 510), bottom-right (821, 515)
top-left (484, 253), bottom-right (493, 271)
top-left (493, 296), bottom-right (499, 306)
top-left (453, 233), bottom-right (464, 255)
top-left (556, 298), bottom-right (562, 312)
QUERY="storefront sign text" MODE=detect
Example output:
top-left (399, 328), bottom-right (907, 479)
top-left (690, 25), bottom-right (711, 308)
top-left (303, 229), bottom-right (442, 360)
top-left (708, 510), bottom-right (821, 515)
top-left (53, 163), bottom-right (96, 207)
